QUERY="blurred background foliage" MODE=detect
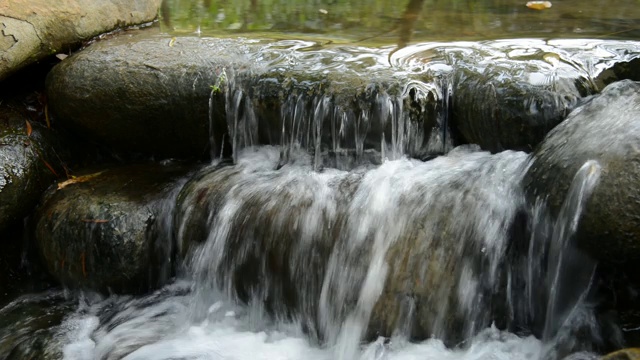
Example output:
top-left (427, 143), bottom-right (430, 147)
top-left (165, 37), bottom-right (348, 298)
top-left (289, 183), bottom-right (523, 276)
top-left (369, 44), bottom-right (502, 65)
top-left (159, 0), bottom-right (640, 44)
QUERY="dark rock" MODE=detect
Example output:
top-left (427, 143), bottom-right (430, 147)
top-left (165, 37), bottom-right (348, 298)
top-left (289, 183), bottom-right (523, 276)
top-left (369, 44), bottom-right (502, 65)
top-left (0, 291), bottom-right (73, 359)
top-left (45, 32), bottom-right (237, 159)
top-left (0, 104), bottom-right (68, 232)
top-left (452, 63), bottom-right (588, 153)
top-left (35, 163), bottom-right (191, 294)
top-left (0, 0), bottom-right (161, 81)
top-left (0, 224), bottom-right (56, 307)
top-left (448, 41), bottom-right (595, 153)
top-left (523, 80), bottom-right (640, 265)
top-left (595, 57), bottom-right (640, 89)
top-left (398, 39), bottom-right (640, 153)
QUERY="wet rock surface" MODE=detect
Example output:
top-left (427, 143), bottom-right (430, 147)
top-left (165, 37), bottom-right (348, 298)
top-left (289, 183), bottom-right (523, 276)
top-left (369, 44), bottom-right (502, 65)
top-left (452, 61), bottom-right (588, 153)
top-left (35, 163), bottom-right (191, 294)
top-left (0, 291), bottom-right (73, 359)
top-left (0, 0), bottom-right (161, 81)
top-left (46, 32), bottom-right (640, 162)
top-left (523, 80), bottom-right (640, 266)
top-left (176, 147), bottom-right (527, 344)
top-left (45, 31), bottom-right (452, 161)
top-left (397, 40), bottom-right (640, 152)
top-left (0, 104), bottom-right (68, 233)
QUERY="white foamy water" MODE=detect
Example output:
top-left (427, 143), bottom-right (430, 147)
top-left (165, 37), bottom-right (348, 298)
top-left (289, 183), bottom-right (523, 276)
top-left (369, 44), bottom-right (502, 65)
top-left (55, 282), bottom-right (556, 360)
top-left (7, 146), bottom-right (602, 360)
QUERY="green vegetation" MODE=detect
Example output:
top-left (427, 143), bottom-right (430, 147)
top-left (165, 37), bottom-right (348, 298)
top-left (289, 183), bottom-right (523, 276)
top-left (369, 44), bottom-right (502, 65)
top-left (160, 0), bottom-right (640, 44)
top-left (210, 67), bottom-right (227, 95)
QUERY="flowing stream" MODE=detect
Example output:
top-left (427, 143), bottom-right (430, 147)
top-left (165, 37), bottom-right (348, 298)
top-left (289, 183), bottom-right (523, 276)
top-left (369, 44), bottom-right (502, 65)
top-left (0, 143), bottom-right (604, 359)
top-left (3, 19), bottom-right (631, 359)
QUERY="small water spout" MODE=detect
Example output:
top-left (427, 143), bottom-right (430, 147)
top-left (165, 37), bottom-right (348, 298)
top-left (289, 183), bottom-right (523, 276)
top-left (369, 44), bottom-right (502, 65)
top-left (541, 160), bottom-right (602, 357)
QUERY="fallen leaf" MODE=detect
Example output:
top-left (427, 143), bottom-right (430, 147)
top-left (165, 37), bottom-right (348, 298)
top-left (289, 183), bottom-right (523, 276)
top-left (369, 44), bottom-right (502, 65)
top-left (57, 171), bottom-right (106, 190)
top-left (169, 37), bottom-right (176, 47)
top-left (526, 1), bottom-right (552, 10)
top-left (81, 219), bottom-right (109, 223)
top-left (56, 54), bottom-right (68, 60)
top-left (25, 120), bottom-right (32, 137)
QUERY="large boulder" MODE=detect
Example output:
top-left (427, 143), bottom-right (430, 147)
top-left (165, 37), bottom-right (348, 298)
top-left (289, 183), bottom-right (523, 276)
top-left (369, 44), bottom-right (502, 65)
top-left (0, 0), bottom-right (161, 81)
top-left (35, 163), bottom-right (191, 294)
top-left (45, 31), bottom-right (448, 162)
top-left (0, 291), bottom-right (73, 360)
top-left (0, 104), bottom-right (68, 232)
top-left (45, 32), bottom-right (240, 159)
top-left (523, 80), bottom-right (640, 265)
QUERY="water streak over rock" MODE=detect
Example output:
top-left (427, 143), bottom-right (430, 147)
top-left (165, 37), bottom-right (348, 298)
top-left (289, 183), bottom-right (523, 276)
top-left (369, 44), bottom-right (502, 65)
top-left (524, 80), bottom-right (640, 266)
top-left (176, 146), bottom-right (528, 348)
top-left (393, 39), bottom-right (640, 152)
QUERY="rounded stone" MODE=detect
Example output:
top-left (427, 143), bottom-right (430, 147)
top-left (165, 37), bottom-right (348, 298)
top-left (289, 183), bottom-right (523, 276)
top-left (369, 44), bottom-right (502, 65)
top-left (523, 79), bottom-right (640, 265)
top-left (0, 105), bottom-right (68, 233)
top-left (0, 0), bottom-right (161, 81)
top-left (35, 163), bottom-right (190, 294)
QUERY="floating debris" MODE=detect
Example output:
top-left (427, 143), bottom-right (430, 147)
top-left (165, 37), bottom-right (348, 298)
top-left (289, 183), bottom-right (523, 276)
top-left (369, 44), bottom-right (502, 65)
top-left (526, 1), bottom-right (552, 10)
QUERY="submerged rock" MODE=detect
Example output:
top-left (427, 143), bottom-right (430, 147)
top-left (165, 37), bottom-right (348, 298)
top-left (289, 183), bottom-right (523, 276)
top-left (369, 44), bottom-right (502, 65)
top-left (601, 348), bottom-right (640, 360)
top-left (0, 0), bottom-right (161, 81)
top-left (0, 291), bottom-right (73, 359)
top-left (523, 80), bottom-right (640, 265)
top-left (176, 146), bottom-right (528, 345)
top-left (35, 163), bottom-right (190, 294)
top-left (0, 105), bottom-right (67, 232)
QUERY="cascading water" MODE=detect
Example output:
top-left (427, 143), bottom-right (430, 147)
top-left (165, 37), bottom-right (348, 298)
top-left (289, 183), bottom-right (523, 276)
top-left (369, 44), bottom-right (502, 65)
top-left (20, 142), bottom-right (605, 360)
top-left (3, 38), bottom-right (631, 360)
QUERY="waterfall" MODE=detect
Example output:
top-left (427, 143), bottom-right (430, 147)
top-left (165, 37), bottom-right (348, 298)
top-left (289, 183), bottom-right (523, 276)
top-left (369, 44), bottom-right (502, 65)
top-left (210, 53), bottom-right (452, 171)
top-left (27, 144), bottom-right (608, 360)
top-left (176, 146), bottom-right (528, 349)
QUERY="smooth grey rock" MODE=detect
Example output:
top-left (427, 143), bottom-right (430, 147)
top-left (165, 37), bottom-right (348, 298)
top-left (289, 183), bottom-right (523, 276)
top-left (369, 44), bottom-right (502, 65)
top-left (0, 0), bottom-right (161, 81)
